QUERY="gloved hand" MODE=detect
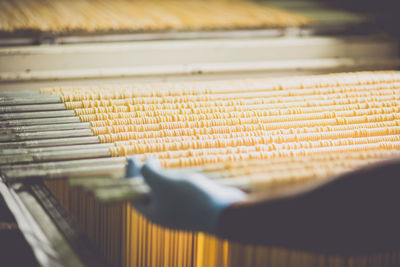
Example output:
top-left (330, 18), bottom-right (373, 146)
top-left (132, 159), bottom-right (246, 234)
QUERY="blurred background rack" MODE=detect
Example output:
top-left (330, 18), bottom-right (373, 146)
top-left (0, 0), bottom-right (399, 91)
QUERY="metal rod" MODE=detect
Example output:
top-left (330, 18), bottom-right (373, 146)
top-left (0, 90), bottom-right (42, 97)
top-left (0, 136), bottom-right (100, 149)
top-left (0, 95), bottom-right (62, 106)
top-left (0, 157), bottom-right (126, 172)
top-left (0, 122), bottom-right (91, 134)
top-left (69, 176), bottom-right (140, 188)
top-left (0, 143), bottom-right (113, 156)
top-left (57, 28), bottom-right (288, 44)
top-left (4, 164), bottom-right (125, 181)
top-left (93, 183), bottom-right (151, 204)
top-left (0, 103), bottom-right (66, 113)
top-left (0, 116), bottom-right (81, 127)
top-left (0, 148), bottom-right (111, 165)
top-left (0, 110), bottom-right (75, 120)
top-left (0, 129), bottom-right (93, 142)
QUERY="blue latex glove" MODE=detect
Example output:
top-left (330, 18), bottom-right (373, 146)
top-left (125, 157), bottom-right (142, 178)
top-left (132, 159), bottom-right (246, 234)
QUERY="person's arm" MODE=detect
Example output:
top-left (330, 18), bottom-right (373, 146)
top-left (218, 157), bottom-right (400, 254)
top-left (132, 157), bottom-right (400, 254)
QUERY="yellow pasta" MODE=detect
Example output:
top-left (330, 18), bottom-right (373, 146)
top-left (41, 71), bottom-right (400, 267)
top-left (64, 85), bottom-right (400, 107)
top-left (0, 0), bottom-right (311, 33)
